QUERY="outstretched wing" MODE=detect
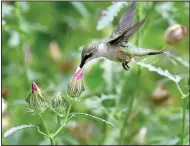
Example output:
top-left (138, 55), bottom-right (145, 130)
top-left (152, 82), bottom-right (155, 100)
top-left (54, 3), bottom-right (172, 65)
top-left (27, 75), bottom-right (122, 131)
top-left (108, 17), bottom-right (146, 45)
top-left (106, 2), bottom-right (146, 46)
top-left (110, 2), bottom-right (136, 39)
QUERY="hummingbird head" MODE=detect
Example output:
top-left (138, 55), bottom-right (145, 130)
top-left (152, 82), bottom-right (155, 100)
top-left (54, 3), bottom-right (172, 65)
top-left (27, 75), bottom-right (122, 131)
top-left (79, 43), bottom-right (99, 68)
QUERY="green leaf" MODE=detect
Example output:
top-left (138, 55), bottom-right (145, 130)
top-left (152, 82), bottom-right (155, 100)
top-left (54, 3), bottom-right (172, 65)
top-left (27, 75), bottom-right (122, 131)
top-left (4, 125), bottom-right (36, 137)
top-left (72, 112), bottom-right (116, 128)
top-left (137, 62), bottom-right (181, 83)
top-left (167, 53), bottom-right (189, 69)
top-left (71, 2), bottom-right (89, 17)
top-left (97, 2), bottom-right (127, 30)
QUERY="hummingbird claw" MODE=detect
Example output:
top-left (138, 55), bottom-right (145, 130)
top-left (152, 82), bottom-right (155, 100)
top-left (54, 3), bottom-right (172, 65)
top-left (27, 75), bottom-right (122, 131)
top-left (122, 62), bottom-right (130, 71)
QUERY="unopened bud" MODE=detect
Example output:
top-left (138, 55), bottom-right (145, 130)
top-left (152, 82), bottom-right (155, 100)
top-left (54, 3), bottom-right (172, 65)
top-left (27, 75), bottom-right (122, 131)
top-left (26, 82), bottom-right (48, 115)
top-left (67, 67), bottom-right (85, 98)
top-left (164, 24), bottom-right (187, 44)
top-left (52, 92), bottom-right (68, 117)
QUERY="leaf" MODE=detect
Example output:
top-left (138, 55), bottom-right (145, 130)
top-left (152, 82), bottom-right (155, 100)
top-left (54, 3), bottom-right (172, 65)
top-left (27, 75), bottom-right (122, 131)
top-left (71, 2), bottom-right (89, 17)
top-left (137, 62), bottom-right (181, 83)
top-left (97, 2), bottom-right (127, 30)
top-left (72, 112), bottom-right (116, 128)
top-left (167, 53), bottom-right (189, 68)
top-left (4, 125), bottom-right (36, 137)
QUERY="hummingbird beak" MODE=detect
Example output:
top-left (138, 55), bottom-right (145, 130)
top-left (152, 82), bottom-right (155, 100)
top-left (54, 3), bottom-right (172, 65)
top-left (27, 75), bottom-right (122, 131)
top-left (79, 58), bottom-right (85, 68)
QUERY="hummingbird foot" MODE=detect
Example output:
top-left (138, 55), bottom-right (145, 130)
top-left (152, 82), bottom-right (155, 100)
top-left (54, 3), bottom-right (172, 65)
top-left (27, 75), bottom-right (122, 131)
top-left (122, 62), bottom-right (130, 71)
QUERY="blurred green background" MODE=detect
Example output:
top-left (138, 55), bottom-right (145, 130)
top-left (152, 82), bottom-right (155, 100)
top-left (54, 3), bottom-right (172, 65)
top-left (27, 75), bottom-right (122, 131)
top-left (2, 1), bottom-right (189, 145)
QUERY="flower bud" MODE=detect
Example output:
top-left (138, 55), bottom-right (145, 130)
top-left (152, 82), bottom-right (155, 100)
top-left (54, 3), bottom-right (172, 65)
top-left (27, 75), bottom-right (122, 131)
top-left (67, 67), bottom-right (85, 97)
top-left (26, 82), bottom-right (48, 115)
top-left (164, 24), bottom-right (188, 44)
top-left (52, 92), bottom-right (68, 117)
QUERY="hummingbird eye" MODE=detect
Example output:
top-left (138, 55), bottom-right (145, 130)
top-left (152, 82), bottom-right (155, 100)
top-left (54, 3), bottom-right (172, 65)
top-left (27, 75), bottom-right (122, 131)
top-left (85, 53), bottom-right (93, 59)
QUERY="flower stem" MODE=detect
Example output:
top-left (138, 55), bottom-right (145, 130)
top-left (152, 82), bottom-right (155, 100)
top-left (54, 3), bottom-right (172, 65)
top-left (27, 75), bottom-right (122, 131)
top-left (181, 97), bottom-right (187, 145)
top-left (39, 114), bottom-right (55, 145)
top-left (119, 95), bottom-right (135, 144)
top-left (52, 102), bottom-right (72, 138)
top-left (175, 83), bottom-right (189, 145)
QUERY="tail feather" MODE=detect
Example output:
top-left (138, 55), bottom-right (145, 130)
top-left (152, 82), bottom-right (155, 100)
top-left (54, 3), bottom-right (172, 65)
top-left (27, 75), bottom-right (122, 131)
top-left (147, 50), bottom-right (165, 55)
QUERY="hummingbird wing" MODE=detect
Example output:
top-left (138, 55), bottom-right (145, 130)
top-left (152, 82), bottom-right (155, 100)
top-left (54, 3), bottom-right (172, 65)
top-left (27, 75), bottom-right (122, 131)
top-left (107, 2), bottom-right (146, 46)
top-left (110, 2), bottom-right (136, 39)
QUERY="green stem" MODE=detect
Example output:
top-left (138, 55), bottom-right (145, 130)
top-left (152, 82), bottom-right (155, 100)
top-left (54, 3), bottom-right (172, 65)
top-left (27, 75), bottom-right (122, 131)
top-left (52, 102), bottom-right (72, 138)
top-left (119, 95), bottom-right (135, 144)
top-left (176, 83), bottom-right (185, 97)
top-left (175, 83), bottom-right (189, 145)
top-left (181, 97), bottom-right (187, 145)
top-left (36, 127), bottom-right (48, 137)
top-left (39, 114), bottom-right (55, 145)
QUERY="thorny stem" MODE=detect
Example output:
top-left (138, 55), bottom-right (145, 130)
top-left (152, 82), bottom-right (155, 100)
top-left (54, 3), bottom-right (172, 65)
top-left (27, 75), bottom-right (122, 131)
top-left (52, 101), bottom-right (73, 138)
top-left (39, 114), bottom-right (55, 145)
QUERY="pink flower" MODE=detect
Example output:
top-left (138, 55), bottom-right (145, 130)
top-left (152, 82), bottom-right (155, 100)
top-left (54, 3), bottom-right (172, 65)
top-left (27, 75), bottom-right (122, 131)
top-left (26, 82), bottom-right (48, 114)
top-left (31, 82), bottom-right (42, 97)
top-left (67, 67), bottom-right (85, 97)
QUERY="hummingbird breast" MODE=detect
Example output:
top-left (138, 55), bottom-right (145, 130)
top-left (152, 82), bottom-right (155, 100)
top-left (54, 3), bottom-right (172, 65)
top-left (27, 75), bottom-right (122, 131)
top-left (97, 43), bottom-right (131, 62)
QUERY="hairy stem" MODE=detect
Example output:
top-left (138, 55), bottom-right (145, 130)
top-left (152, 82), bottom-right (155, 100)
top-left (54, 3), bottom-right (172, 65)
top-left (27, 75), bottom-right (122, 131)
top-left (39, 114), bottom-right (55, 145)
top-left (52, 102), bottom-right (72, 138)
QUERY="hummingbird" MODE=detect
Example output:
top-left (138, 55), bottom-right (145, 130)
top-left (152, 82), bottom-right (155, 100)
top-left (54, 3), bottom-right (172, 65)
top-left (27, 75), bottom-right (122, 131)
top-left (79, 2), bottom-right (165, 71)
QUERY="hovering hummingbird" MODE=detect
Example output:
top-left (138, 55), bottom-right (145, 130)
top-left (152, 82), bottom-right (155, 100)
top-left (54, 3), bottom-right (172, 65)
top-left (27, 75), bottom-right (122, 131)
top-left (79, 2), bottom-right (165, 71)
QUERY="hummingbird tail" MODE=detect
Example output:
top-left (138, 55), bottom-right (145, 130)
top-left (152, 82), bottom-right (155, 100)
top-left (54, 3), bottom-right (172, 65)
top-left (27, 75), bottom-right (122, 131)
top-left (147, 50), bottom-right (165, 55)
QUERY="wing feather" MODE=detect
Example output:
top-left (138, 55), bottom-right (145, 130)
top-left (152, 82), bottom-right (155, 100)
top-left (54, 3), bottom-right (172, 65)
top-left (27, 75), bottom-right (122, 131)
top-left (110, 2), bottom-right (136, 38)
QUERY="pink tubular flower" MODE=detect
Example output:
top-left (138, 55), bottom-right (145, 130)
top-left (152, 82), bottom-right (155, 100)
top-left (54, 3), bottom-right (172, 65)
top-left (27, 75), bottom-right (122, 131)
top-left (67, 67), bottom-right (85, 97)
top-left (31, 82), bottom-right (43, 97)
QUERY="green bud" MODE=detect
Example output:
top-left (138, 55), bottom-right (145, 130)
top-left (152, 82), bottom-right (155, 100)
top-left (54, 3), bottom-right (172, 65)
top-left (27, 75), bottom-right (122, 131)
top-left (52, 92), bottom-right (68, 117)
top-left (67, 67), bottom-right (85, 98)
top-left (26, 82), bottom-right (48, 115)
top-left (67, 77), bottom-right (85, 98)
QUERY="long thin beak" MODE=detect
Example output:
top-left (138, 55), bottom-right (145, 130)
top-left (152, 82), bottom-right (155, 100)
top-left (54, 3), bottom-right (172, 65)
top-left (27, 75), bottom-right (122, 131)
top-left (79, 58), bottom-right (85, 68)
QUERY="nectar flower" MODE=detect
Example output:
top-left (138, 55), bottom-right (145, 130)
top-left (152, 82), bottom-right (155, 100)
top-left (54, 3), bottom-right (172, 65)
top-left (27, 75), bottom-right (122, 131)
top-left (67, 67), bottom-right (85, 97)
top-left (26, 82), bottom-right (48, 115)
top-left (52, 92), bottom-right (68, 117)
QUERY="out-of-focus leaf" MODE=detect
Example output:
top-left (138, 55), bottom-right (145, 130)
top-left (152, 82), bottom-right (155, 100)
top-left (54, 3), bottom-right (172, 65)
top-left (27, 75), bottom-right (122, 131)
top-left (71, 2), bottom-right (89, 17)
top-left (184, 133), bottom-right (190, 145)
top-left (72, 112), bottom-right (116, 128)
top-left (8, 31), bottom-right (20, 47)
top-left (167, 53), bottom-right (189, 68)
top-left (4, 125), bottom-right (36, 137)
top-left (97, 2), bottom-right (127, 30)
top-left (2, 3), bottom-right (13, 18)
top-left (158, 137), bottom-right (180, 145)
top-left (155, 2), bottom-right (177, 25)
top-left (137, 62), bottom-right (181, 83)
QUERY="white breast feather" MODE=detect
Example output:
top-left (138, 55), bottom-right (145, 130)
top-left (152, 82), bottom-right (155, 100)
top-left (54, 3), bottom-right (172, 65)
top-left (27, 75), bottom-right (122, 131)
top-left (98, 43), bottom-right (107, 56)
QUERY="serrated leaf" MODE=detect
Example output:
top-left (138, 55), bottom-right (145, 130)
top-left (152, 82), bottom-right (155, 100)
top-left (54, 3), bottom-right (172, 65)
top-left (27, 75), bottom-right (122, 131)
top-left (4, 125), bottom-right (36, 137)
top-left (137, 62), bottom-right (181, 83)
top-left (72, 112), bottom-right (116, 128)
top-left (97, 2), bottom-right (127, 30)
top-left (167, 53), bottom-right (189, 68)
